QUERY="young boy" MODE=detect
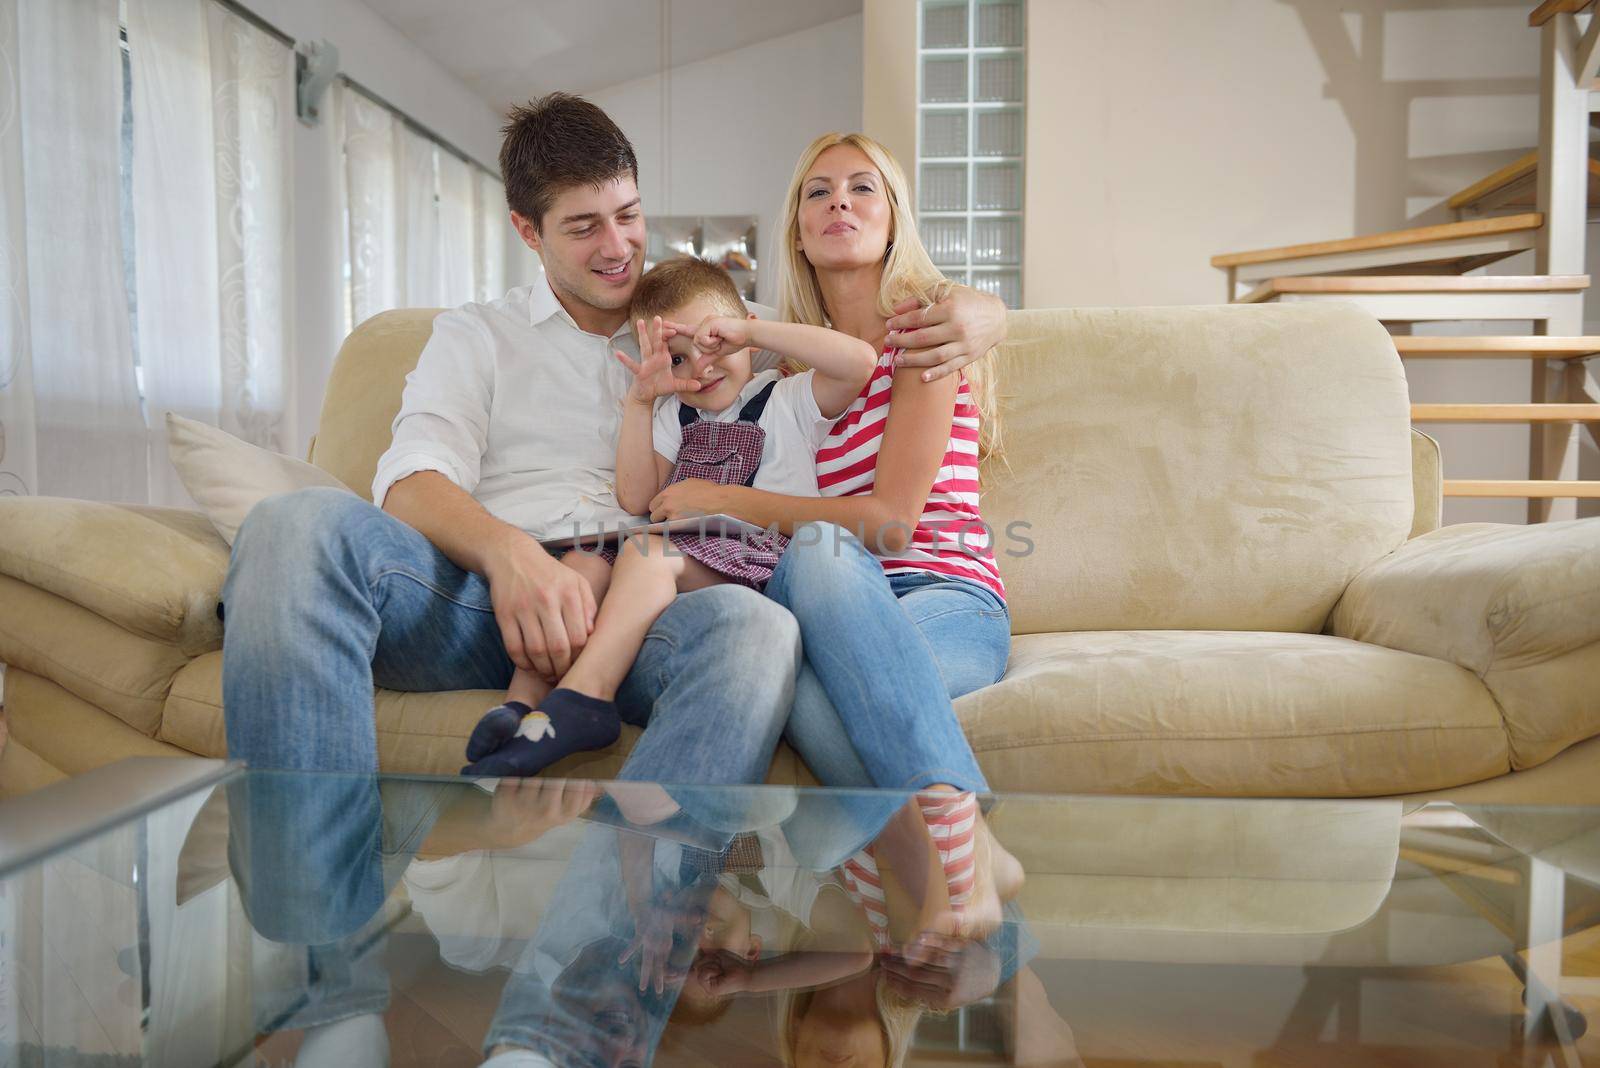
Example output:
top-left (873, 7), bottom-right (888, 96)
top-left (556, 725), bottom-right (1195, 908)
top-left (463, 258), bottom-right (877, 777)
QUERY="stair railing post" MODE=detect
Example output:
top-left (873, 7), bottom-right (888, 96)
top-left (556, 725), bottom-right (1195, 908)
top-left (1531, 12), bottom-right (1590, 521)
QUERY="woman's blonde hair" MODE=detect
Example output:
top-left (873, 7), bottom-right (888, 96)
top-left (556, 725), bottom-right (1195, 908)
top-left (775, 131), bottom-right (1001, 462)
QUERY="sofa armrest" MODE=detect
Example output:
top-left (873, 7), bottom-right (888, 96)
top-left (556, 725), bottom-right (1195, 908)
top-left (0, 497), bottom-right (229, 656)
top-left (1329, 518), bottom-right (1600, 674)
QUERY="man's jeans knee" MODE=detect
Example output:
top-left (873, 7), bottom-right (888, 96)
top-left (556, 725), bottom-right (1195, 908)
top-left (222, 487), bottom-right (509, 772)
top-left (614, 584), bottom-right (799, 787)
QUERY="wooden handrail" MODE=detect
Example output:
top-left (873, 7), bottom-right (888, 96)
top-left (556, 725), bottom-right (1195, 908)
top-left (1411, 403), bottom-right (1600, 421)
top-left (1530, 0), bottom-right (1595, 27)
top-left (1447, 154), bottom-right (1538, 210)
top-left (1211, 214), bottom-right (1542, 269)
top-left (1238, 274), bottom-right (1590, 302)
top-left (1446, 155), bottom-right (1600, 210)
top-left (1394, 336), bottom-right (1600, 358)
top-left (1445, 479), bottom-right (1600, 497)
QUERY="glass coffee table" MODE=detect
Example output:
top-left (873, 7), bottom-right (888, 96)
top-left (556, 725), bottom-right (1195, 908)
top-left (3, 757), bottom-right (1599, 1067)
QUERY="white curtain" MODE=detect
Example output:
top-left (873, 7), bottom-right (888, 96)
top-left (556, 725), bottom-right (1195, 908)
top-left (129, 1), bottom-right (294, 506)
top-left (129, 0), bottom-right (219, 506)
top-left (11, 0), bottom-right (146, 502)
top-left (474, 170), bottom-right (507, 304)
top-left (397, 126), bottom-right (440, 305)
top-left (0, 0), bottom-right (35, 499)
top-left (342, 84), bottom-right (515, 322)
top-left (206, 3), bottom-right (293, 455)
top-left (342, 86), bottom-right (400, 328)
top-left (505, 215), bottom-right (544, 293)
top-left (437, 150), bottom-right (475, 306)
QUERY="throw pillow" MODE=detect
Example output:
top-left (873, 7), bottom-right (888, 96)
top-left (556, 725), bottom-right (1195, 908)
top-left (165, 412), bottom-right (353, 545)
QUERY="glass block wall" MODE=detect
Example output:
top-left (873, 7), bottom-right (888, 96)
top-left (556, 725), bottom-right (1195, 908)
top-left (917, 0), bottom-right (1026, 307)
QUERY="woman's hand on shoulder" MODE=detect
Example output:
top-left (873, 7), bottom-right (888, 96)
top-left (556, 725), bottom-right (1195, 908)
top-left (884, 287), bottom-right (1007, 382)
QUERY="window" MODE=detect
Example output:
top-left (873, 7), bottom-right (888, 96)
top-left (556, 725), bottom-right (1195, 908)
top-left (916, 0), bottom-right (1025, 308)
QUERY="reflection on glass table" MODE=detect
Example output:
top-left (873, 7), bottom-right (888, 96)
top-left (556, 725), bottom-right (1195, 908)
top-left (4, 758), bottom-right (1600, 1066)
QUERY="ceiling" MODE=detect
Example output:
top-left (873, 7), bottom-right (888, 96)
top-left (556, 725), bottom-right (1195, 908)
top-left (362, 0), bottom-right (864, 109)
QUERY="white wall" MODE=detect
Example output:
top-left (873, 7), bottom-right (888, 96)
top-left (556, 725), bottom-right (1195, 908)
top-left (1023, 0), bottom-right (1596, 524)
top-left (234, 0), bottom-right (506, 460)
top-left (587, 15), bottom-right (865, 307)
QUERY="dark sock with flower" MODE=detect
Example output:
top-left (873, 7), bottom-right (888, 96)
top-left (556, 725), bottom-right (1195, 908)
top-left (461, 689), bottom-right (622, 777)
top-left (465, 701), bottom-right (530, 763)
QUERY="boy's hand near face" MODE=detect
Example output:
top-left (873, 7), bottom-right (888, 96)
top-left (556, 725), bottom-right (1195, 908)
top-left (689, 314), bottom-right (755, 360)
top-left (613, 316), bottom-right (705, 406)
top-left (693, 948), bottom-right (757, 996)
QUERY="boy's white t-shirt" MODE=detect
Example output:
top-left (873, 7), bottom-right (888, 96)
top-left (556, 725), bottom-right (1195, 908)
top-left (719, 828), bottom-right (826, 949)
top-left (652, 369), bottom-right (838, 496)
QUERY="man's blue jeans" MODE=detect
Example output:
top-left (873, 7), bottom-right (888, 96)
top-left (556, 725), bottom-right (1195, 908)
top-left (219, 486), bottom-right (800, 785)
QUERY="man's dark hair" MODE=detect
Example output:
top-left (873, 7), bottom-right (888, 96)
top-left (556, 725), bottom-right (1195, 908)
top-left (499, 92), bottom-right (638, 232)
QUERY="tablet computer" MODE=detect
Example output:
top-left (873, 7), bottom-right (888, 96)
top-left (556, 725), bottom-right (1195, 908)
top-left (538, 513), bottom-right (771, 553)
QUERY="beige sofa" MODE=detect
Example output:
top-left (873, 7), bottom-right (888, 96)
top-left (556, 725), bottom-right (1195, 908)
top-left (2, 302), bottom-right (1598, 800)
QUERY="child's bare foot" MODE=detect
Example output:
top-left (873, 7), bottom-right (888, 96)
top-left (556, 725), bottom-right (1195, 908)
top-left (990, 823), bottom-right (1025, 903)
top-left (951, 815), bottom-right (1025, 940)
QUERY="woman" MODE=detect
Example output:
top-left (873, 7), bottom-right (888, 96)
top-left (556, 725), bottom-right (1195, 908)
top-left (649, 132), bottom-right (1021, 929)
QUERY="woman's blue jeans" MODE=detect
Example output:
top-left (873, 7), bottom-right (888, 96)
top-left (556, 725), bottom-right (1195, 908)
top-left (768, 522), bottom-right (1010, 793)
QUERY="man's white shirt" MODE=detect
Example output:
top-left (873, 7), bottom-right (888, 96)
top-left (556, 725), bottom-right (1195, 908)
top-left (371, 279), bottom-right (779, 541)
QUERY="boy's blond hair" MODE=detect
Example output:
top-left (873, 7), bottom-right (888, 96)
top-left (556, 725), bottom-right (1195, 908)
top-left (630, 256), bottom-right (747, 327)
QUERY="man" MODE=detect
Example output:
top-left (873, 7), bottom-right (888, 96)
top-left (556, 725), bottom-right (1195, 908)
top-left (219, 92), bottom-right (1004, 786)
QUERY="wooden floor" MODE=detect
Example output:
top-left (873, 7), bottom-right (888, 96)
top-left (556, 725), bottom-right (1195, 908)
top-left (1029, 941), bottom-right (1600, 1067)
top-left (243, 926), bottom-right (1600, 1067)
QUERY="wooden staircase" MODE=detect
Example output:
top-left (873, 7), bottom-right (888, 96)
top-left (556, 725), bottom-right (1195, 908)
top-left (1392, 336), bottom-right (1600, 358)
top-left (1233, 274), bottom-right (1588, 322)
top-left (1212, 214), bottom-right (1544, 294)
top-left (1445, 152), bottom-right (1600, 215)
top-left (1210, 2), bottom-right (1600, 521)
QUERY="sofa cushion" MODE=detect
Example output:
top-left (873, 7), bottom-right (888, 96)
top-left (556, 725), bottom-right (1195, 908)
top-left (0, 574), bottom-right (191, 735)
top-left (308, 309), bottom-right (443, 501)
top-left (983, 304), bottom-right (1413, 635)
top-left (160, 650), bottom-right (813, 782)
top-left (160, 650), bottom-right (635, 776)
top-left (3, 666), bottom-right (189, 775)
top-left (0, 496), bottom-right (228, 654)
top-left (954, 630), bottom-right (1508, 796)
